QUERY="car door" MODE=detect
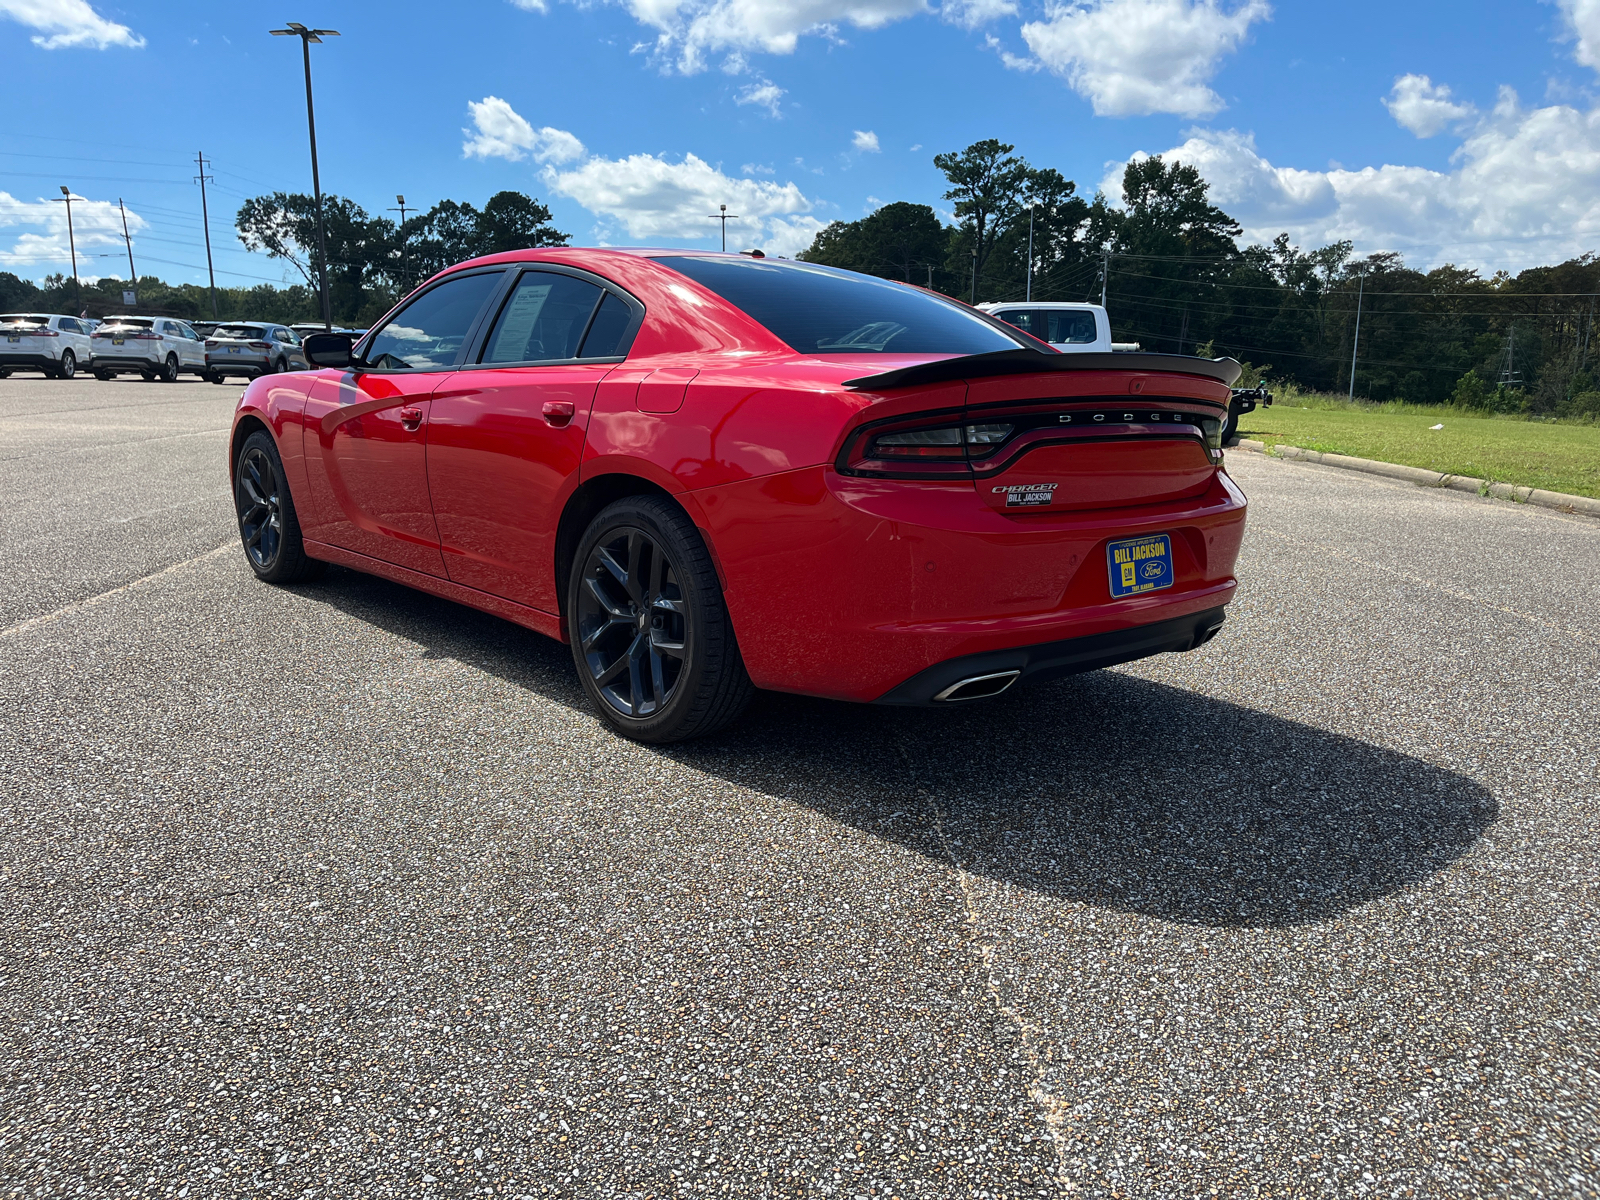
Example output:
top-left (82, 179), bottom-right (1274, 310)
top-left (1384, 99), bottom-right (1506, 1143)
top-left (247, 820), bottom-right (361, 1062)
top-left (426, 267), bottom-right (642, 611)
top-left (298, 267), bottom-right (507, 577)
top-left (176, 321), bottom-right (205, 369)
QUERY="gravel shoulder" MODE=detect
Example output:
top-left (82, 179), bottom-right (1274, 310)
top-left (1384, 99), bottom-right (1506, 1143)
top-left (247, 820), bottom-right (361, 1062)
top-left (1, 380), bottom-right (1596, 1197)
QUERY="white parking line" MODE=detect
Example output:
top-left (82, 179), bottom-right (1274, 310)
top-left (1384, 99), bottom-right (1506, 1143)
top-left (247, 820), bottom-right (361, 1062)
top-left (0, 542), bottom-right (236, 640)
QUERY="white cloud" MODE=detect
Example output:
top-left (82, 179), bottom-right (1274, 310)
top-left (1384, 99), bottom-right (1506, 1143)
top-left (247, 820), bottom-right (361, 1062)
top-left (462, 97), bottom-right (586, 163)
top-left (940, 0), bottom-right (1016, 28)
top-left (0, 0), bottom-right (143, 48)
top-left (1105, 90), bottom-right (1600, 271)
top-left (1553, 0), bottom-right (1600, 70)
top-left (1384, 73), bottom-right (1476, 138)
top-left (544, 150), bottom-right (817, 247)
top-left (852, 129), bottom-right (881, 152)
top-left (1020, 0), bottom-right (1268, 117)
top-left (508, 0), bottom-right (548, 10)
top-left (742, 162), bottom-right (775, 175)
top-left (0, 191), bottom-right (147, 269)
top-left (617, 0), bottom-right (928, 73)
top-left (736, 79), bottom-right (785, 116)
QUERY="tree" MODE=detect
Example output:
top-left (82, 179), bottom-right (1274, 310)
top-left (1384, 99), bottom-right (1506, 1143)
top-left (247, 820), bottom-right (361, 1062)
top-left (798, 202), bottom-right (950, 286)
top-left (933, 139), bottom-right (1032, 301)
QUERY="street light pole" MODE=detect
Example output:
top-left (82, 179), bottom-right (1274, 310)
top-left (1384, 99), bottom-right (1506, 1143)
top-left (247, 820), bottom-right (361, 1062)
top-left (1025, 206), bottom-right (1034, 302)
top-left (388, 194), bottom-right (413, 290)
top-left (707, 204), bottom-right (739, 252)
top-left (271, 22), bottom-right (340, 331)
top-left (51, 187), bottom-right (81, 315)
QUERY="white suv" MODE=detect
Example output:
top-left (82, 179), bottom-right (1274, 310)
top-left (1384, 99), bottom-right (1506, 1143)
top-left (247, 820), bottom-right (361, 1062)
top-left (89, 317), bottom-right (208, 382)
top-left (978, 302), bottom-right (1113, 352)
top-left (0, 313), bottom-right (95, 379)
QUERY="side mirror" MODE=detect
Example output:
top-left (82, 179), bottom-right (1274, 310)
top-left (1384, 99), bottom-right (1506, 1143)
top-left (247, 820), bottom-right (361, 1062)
top-left (303, 331), bottom-right (360, 370)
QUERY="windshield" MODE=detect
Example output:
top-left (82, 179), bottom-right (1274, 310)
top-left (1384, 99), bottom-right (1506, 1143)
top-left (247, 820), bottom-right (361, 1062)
top-left (0, 315), bottom-right (48, 326)
top-left (656, 257), bottom-right (1023, 356)
top-left (214, 325), bottom-right (266, 339)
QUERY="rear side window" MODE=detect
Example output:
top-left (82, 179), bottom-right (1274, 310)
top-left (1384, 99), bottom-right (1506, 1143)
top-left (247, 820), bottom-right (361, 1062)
top-left (657, 257), bottom-right (1022, 355)
top-left (1046, 311), bottom-right (1097, 344)
top-left (579, 293), bottom-right (635, 358)
top-left (480, 272), bottom-right (603, 364)
top-left (365, 270), bottom-right (503, 370)
top-left (994, 310), bottom-right (1038, 337)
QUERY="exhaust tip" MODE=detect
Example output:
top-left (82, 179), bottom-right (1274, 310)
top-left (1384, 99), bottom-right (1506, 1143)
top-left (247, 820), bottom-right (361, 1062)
top-left (1192, 619), bottom-right (1226, 649)
top-left (933, 669), bottom-right (1022, 703)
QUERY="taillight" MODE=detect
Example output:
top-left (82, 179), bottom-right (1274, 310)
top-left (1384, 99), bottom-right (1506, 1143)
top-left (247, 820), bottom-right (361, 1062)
top-left (205, 339), bottom-right (218, 348)
top-left (869, 423), bottom-right (1015, 460)
top-left (248, 341), bottom-right (272, 351)
top-left (16, 327), bottom-right (60, 337)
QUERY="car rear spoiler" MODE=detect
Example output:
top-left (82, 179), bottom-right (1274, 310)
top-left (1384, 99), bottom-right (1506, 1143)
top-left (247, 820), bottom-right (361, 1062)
top-left (843, 349), bottom-right (1243, 392)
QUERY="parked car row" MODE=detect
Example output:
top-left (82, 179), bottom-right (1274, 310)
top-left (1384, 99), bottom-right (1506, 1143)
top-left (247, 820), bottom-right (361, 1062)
top-left (0, 313), bottom-right (361, 383)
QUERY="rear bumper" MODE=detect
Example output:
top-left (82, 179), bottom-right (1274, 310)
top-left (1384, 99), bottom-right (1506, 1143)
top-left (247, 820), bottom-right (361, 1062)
top-left (874, 606), bottom-right (1226, 705)
top-left (0, 352), bottom-right (58, 369)
top-left (695, 464), bottom-right (1248, 703)
top-left (207, 354), bottom-right (271, 374)
top-left (92, 354), bottom-right (159, 371)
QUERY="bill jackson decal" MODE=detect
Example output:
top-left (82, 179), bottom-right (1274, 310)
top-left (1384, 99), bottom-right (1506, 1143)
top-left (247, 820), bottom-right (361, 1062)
top-left (993, 483), bottom-right (1058, 508)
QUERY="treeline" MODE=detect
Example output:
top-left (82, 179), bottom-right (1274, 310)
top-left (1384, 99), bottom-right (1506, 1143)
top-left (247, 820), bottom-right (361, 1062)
top-left (0, 189), bottom-right (569, 328)
top-left (800, 140), bottom-right (1600, 418)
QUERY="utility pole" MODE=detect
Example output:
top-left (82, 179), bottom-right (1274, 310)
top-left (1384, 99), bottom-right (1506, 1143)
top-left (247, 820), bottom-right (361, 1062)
top-left (51, 187), bottom-right (82, 315)
top-left (388, 194), bottom-right (413, 290)
top-left (1099, 249), bottom-right (1109, 308)
top-left (1025, 206), bottom-right (1034, 302)
top-left (117, 198), bottom-right (137, 306)
top-left (194, 152), bottom-right (219, 318)
top-left (970, 245), bottom-right (979, 305)
top-left (1347, 268), bottom-right (1366, 402)
top-left (926, 264), bottom-right (933, 289)
top-left (708, 204), bottom-right (739, 252)
top-left (271, 22), bottom-right (340, 330)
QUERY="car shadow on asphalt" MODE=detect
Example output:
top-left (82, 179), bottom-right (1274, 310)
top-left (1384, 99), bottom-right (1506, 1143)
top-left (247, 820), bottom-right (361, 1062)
top-left (301, 566), bottom-right (1498, 929)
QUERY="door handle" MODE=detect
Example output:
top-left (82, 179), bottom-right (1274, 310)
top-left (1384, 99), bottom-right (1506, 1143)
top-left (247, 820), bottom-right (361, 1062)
top-left (398, 405), bottom-right (423, 431)
top-left (542, 400), bottom-right (576, 427)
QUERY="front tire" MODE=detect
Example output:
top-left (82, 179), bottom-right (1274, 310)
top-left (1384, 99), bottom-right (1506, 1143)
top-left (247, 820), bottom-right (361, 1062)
top-left (567, 496), bottom-right (753, 744)
top-left (234, 430), bottom-right (324, 584)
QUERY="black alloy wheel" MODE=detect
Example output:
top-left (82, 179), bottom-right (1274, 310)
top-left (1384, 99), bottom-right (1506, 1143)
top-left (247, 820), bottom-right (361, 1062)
top-left (58, 350), bottom-right (76, 379)
top-left (233, 430), bottom-right (322, 584)
top-left (568, 497), bottom-right (753, 743)
top-left (160, 353), bottom-right (179, 383)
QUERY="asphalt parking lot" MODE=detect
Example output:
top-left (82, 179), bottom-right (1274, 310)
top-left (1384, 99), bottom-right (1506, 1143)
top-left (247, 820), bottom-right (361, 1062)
top-left (2, 375), bottom-right (1597, 1199)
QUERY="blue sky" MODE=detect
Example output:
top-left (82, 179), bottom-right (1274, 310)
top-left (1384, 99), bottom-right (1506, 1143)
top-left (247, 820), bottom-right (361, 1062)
top-left (2, 0), bottom-right (1599, 291)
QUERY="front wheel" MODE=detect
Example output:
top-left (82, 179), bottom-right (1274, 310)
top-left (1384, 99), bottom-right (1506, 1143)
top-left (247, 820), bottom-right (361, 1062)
top-left (234, 430), bottom-right (324, 584)
top-left (567, 496), bottom-right (753, 743)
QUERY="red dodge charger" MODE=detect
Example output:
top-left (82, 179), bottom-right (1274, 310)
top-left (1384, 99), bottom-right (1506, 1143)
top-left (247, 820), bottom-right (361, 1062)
top-left (229, 249), bottom-right (1246, 742)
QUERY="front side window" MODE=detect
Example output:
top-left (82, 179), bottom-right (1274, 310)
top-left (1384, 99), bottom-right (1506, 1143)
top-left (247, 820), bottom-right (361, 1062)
top-left (480, 272), bottom-right (603, 364)
top-left (365, 270), bottom-right (503, 370)
top-left (657, 257), bottom-right (1023, 356)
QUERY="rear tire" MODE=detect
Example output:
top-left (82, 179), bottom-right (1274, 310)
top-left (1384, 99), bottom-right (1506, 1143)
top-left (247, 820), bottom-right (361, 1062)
top-left (234, 430), bottom-right (324, 585)
top-left (160, 353), bottom-right (179, 383)
top-left (58, 350), bottom-right (76, 379)
top-left (93, 369), bottom-right (113, 381)
top-left (567, 496), bottom-right (753, 744)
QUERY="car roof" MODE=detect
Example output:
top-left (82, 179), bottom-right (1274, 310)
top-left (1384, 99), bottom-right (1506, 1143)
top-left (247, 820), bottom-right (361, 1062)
top-left (981, 302), bottom-right (1099, 310)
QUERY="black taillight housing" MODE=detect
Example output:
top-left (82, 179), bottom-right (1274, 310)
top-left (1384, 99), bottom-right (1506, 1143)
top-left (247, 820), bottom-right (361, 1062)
top-left (868, 422), bottom-right (1015, 460)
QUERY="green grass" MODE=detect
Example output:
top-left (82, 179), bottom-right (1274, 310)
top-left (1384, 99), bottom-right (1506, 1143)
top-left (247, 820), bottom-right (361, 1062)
top-left (1236, 402), bottom-right (1600, 499)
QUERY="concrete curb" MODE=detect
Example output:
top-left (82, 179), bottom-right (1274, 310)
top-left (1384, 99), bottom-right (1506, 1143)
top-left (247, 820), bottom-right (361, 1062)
top-left (1231, 438), bottom-right (1600, 518)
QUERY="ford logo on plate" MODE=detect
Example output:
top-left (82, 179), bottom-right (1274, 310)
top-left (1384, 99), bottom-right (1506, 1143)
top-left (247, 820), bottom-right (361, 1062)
top-left (1141, 561), bottom-right (1166, 579)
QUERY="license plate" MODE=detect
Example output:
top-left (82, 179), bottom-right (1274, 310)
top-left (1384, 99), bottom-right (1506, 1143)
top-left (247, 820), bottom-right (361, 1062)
top-left (6, 335), bottom-right (18, 343)
top-left (229, 347), bottom-right (241, 353)
top-left (1107, 534), bottom-right (1174, 598)
top-left (113, 337), bottom-right (125, 345)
